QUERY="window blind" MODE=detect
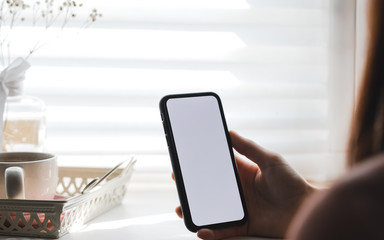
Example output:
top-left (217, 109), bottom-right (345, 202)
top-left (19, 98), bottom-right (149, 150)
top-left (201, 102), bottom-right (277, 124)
top-left (13, 0), bottom-right (356, 182)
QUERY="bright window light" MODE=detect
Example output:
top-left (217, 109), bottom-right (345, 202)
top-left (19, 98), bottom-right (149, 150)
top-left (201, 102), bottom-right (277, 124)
top-left (26, 67), bottom-right (240, 92)
top-left (90, 0), bottom-right (250, 9)
top-left (7, 28), bottom-right (246, 61)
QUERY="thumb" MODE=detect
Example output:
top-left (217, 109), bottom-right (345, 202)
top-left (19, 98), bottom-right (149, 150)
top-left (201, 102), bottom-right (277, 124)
top-left (229, 131), bottom-right (282, 171)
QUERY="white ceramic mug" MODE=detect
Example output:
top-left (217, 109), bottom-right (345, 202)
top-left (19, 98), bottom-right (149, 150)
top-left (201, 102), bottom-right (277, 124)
top-left (0, 152), bottom-right (58, 200)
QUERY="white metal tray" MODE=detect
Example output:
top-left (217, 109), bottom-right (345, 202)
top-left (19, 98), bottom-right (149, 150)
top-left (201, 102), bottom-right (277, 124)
top-left (0, 158), bottom-right (136, 238)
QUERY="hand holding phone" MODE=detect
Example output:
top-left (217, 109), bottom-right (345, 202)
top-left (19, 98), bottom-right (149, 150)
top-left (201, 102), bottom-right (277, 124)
top-left (159, 92), bottom-right (247, 232)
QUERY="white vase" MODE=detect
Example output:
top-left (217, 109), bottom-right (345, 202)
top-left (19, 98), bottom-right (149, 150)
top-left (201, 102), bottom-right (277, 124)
top-left (0, 58), bottom-right (47, 152)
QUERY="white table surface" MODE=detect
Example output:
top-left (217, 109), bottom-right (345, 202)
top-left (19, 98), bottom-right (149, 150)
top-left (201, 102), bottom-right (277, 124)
top-left (0, 170), bottom-right (275, 240)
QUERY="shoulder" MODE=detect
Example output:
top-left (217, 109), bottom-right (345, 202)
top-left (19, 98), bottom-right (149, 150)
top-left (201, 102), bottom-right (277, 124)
top-left (342, 153), bottom-right (384, 182)
top-left (334, 153), bottom-right (384, 195)
top-left (288, 153), bottom-right (384, 240)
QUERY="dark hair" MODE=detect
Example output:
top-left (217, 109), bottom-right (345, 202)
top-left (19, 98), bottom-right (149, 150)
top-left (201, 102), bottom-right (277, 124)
top-left (347, 0), bottom-right (384, 166)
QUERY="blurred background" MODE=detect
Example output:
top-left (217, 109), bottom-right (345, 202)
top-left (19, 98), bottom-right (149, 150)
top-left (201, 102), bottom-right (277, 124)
top-left (6, 0), bottom-right (367, 186)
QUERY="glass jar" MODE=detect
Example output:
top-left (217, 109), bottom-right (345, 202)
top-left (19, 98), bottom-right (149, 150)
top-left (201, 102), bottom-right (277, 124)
top-left (2, 95), bottom-right (46, 152)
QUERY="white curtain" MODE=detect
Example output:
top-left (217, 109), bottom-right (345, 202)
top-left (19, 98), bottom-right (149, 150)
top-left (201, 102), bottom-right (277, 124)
top-left (13, 0), bottom-right (358, 183)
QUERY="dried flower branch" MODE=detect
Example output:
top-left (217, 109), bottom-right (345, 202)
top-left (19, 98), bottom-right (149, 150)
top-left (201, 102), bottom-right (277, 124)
top-left (0, 0), bottom-right (101, 67)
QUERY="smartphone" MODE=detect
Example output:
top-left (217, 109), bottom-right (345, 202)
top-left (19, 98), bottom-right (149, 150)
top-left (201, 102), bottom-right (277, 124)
top-left (159, 92), bottom-right (247, 232)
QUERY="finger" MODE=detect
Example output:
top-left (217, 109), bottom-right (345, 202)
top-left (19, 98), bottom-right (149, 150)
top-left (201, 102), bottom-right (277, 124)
top-left (197, 229), bottom-right (214, 240)
top-left (197, 226), bottom-right (244, 240)
top-left (175, 206), bottom-right (183, 218)
top-left (171, 172), bottom-right (175, 181)
top-left (234, 154), bottom-right (259, 173)
top-left (230, 130), bottom-right (280, 170)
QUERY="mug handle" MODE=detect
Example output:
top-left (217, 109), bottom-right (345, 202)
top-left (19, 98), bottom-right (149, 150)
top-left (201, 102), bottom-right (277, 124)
top-left (5, 166), bottom-right (25, 199)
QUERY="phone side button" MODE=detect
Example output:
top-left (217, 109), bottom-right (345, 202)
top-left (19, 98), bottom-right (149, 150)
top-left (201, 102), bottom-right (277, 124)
top-left (165, 134), bottom-right (170, 147)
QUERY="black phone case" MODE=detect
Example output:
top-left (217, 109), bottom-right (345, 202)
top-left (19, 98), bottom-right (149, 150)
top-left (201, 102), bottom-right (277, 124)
top-left (159, 92), bottom-right (248, 232)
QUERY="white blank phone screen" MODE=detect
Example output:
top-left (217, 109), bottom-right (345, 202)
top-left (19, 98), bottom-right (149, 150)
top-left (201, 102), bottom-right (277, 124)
top-left (167, 95), bottom-right (244, 226)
